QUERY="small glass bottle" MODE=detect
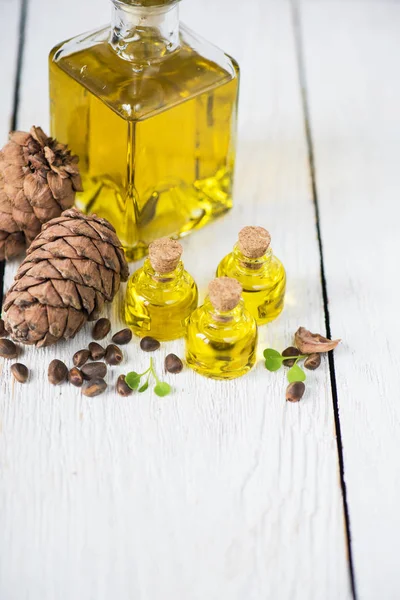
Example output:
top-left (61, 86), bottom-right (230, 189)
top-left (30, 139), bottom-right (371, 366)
top-left (49, 0), bottom-right (240, 261)
top-left (186, 277), bottom-right (257, 380)
top-left (124, 237), bottom-right (198, 340)
top-left (216, 226), bottom-right (286, 324)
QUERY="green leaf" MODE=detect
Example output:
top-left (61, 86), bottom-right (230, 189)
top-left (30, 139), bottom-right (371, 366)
top-left (287, 364), bottom-right (306, 383)
top-left (138, 381), bottom-right (149, 393)
top-left (265, 358), bottom-right (283, 372)
top-left (263, 348), bottom-right (282, 360)
top-left (125, 372), bottom-right (141, 390)
top-left (154, 382), bottom-right (172, 397)
top-left (263, 349), bottom-right (283, 372)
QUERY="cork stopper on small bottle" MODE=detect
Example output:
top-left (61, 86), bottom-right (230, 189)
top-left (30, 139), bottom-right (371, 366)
top-left (149, 237), bottom-right (183, 273)
top-left (208, 277), bottom-right (242, 312)
top-left (238, 226), bottom-right (271, 258)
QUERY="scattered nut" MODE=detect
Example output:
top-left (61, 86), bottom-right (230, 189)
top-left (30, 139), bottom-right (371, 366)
top-left (294, 327), bottom-right (341, 354)
top-left (165, 353), bottom-right (183, 374)
top-left (282, 346), bottom-right (301, 367)
top-left (116, 374), bottom-right (132, 397)
top-left (140, 336), bottom-right (160, 352)
top-left (68, 367), bottom-right (84, 387)
top-left (0, 339), bottom-right (18, 359)
top-left (92, 318), bottom-right (111, 340)
top-left (82, 378), bottom-right (107, 397)
top-left (304, 353), bottom-right (321, 370)
top-left (105, 344), bottom-right (123, 366)
top-left (48, 359), bottom-right (68, 385)
top-left (286, 381), bottom-right (306, 403)
top-left (81, 362), bottom-right (107, 380)
top-left (10, 363), bottom-right (29, 383)
top-left (73, 349), bottom-right (91, 368)
top-left (88, 342), bottom-right (106, 361)
top-left (112, 328), bottom-right (132, 345)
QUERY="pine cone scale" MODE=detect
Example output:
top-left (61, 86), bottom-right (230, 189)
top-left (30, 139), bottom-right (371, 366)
top-left (47, 306), bottom-right (67, 338)
top-left (48, 258), bottom-right (83, 285)
top-left (76, 284), bottom-right (96, 314)
top-left (66, 236), bottom-right (103, 263)
top-left (64, 308), bottom-right (86, 340)
top-left (30, 281), bottom-right (65, 308)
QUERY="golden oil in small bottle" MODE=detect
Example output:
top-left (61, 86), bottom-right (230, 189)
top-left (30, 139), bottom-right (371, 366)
top-left (49, 0), bottom-right (239, 261)
top-left (186, 277), bottom-right (257, 380)
top-left (124, 237), bottom-right (198, 340)
top-left (216, 226), bottom-right (286, 324)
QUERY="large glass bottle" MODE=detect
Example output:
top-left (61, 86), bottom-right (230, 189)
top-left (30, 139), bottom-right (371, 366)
top-left (49, 0), bottom-right (240, 261)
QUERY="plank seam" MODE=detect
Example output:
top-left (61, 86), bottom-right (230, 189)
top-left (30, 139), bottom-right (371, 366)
top-left (0, 0), bottom-right (29, 308)
top-left (289, 1), bottom-right (357, 597)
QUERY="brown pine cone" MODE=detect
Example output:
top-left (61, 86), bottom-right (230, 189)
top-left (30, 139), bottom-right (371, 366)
top-left (0, 126), bottom-right (82, 261)
top-left (2, 209), bottom-right (129, 348)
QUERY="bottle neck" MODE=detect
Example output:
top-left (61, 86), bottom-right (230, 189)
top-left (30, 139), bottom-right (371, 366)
top-left (143, 257), bottom-right (183, 283)
top-left (110, 1), bottom-right (180, 63)
top-left (204, 298), bottom-right (244, 324)
top-left (233, 244), bottom-right (273, 271)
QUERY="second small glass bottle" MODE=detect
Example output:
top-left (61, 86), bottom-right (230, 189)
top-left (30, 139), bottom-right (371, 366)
top-left (217, 226), bottom-right (286, 324)
top-left (186, 277), bottom-right (257, 379)
top-left (124, 237), bottom-right (198, 341)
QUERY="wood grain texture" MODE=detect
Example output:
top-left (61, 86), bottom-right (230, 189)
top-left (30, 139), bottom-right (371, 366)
top-left (300, 1), bottom-right (400, 598)
top-left (0, 1), bottom-right (351, 598)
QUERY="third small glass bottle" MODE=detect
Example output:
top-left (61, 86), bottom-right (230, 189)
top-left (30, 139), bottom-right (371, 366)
top-left (217, 226), bottom-right (286, 324)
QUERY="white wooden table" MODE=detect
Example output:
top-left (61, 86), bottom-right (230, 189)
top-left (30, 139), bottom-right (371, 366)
top-left (0, 0), bottom-right (398, 598)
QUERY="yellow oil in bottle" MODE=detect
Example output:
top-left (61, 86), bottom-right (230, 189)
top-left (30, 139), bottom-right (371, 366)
top-left (186, 278), bottom-right (257, 380)
top-left (217, 228), bottom-right (286, 324)
top-left (49, 2), bottom-right (239, 261)
top-left (124, 238), bottom-right (198, 340)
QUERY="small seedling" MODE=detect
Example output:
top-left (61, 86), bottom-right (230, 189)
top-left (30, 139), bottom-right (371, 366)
top-left (125, 357), bottom-right (172, 397)
top-left (263, 348), bottom-right (308, 383)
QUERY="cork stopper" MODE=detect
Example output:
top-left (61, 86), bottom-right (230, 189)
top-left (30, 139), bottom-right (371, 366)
top-left (208, 277), bottom-right (242, 312)
top-left (149, 237), bottom-right (183, 273)
top-left (238, 226), bottom-right (271, 258)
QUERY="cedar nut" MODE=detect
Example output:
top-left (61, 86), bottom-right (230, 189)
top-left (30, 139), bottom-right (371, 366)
top-left (10, 363), bottom-right (29, 383)
top-left (165, 353), bottom-right (183, 374)
top-left (105, 344), bottom-right (123, 366)
top-left (0, 339), bottom-right (18, 359)
top-left (282, 346), bottom-right (301, 367)
top-left (140, 336), bottom-right (160, 352)
top-left (304, 353), bottom-right (321, 370)
top-left (92, 318), bottom-right (111, 340)
top-left (48, 359), bottom-right (68, 385)
top-left (116, 374), bottom-right (132, 397)
top-left (82, 378), bottom-right (107, 397)
top-left (81, 362), bottom-right (107, 380)
top-left (88, 342), bottom-right (106, 360)
top-left (73, 349), bottom-right (91, 368)
top-left (68, 367), bottom-right (84, 387)
top-left (112, 328), bottom-right (132, 345)
top-left (286, 381), bottom-right (306, 403)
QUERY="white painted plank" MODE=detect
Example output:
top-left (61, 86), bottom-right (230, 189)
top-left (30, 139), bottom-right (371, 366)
top-left (1, 1), bottom-right (351, 599)
top-left (300, 1), bottom-right (400, 598)
top-left (0, 0), bottom-right (21, 140)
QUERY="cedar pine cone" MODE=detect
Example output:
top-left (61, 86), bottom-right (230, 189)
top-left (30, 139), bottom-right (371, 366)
top-left (2, 209), bottom-right (129, 347)
top-left (0, 126), bottom-right (82, 261)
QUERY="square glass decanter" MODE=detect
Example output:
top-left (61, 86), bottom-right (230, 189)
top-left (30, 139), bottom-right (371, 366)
top-left (49, 0), bottom-right (239, 260)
